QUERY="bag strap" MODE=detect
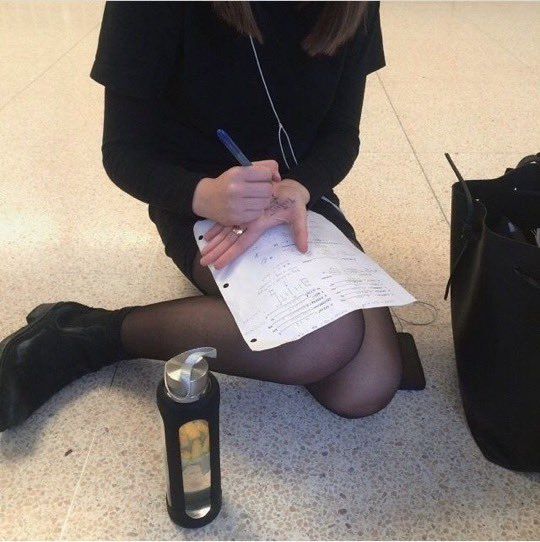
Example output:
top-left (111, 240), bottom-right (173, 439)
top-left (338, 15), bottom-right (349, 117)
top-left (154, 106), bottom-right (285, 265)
top-left (444, 153), bottom-right (475, 300)
top-left (443, 152), bottom-right (540, 300)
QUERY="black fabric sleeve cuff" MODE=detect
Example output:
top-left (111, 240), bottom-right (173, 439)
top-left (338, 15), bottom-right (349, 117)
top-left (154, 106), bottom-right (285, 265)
top-left (102, 143), bottom-right (208, 221)
top-left (149, 159), bottom-right (208, 221)
top-left (286, 164), bottom-right (329, 211)
top-left (285, 130), bottom-right (360, 211)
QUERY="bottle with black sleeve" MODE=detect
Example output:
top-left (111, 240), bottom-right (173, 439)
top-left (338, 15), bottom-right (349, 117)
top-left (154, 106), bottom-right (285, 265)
top-left (157, 347), bottom-right (222, 528)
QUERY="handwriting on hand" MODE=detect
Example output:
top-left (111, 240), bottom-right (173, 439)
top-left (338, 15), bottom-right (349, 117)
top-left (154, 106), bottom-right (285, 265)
top-left (266, 196), bottom-right (295, 216)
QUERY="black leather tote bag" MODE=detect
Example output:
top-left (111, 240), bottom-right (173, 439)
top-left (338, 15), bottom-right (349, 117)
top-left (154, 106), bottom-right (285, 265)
top-left (444, 153), bottom-right (540, 472)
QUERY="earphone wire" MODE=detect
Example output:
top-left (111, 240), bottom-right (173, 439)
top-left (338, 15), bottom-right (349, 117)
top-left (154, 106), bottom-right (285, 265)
top-left (249, 35), bottom-right (438, 330)
top-left (390, 301), bottom-right (439, 333)
top-left (249, 35), bottom-right (298, 169)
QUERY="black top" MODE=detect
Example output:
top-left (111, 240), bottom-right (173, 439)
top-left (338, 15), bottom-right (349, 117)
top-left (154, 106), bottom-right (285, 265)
top-left (90, 1), bottom-right (385, 221)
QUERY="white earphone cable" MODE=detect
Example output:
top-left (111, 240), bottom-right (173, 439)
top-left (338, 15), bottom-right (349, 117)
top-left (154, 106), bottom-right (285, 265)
top-left (250, 35), bottom-right (298, 169)
top-left (278, 126), bottom-right (291, 170)
top-left (248, 35), bottom-right (438, 329)
top-left (249, 35), bottom-right (349, 218)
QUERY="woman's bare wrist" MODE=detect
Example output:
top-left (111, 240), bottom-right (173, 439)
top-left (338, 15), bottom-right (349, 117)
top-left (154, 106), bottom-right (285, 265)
top-left (192, 177), bottom-right (214, 217)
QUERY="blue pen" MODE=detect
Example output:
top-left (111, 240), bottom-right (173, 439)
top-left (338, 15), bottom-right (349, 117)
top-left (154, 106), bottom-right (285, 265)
top-left (216, 129), bottom-right (252, 166)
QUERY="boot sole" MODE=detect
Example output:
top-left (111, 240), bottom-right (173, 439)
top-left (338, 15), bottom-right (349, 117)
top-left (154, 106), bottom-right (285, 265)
top-left (0, 302), bottom-right (65, 431)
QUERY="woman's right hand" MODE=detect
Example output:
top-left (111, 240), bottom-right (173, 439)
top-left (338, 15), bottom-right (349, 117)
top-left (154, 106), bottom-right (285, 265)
top-left (198, 178), bottom-right (310, 270)
top-left (192, 160), bottom-right (281, 226)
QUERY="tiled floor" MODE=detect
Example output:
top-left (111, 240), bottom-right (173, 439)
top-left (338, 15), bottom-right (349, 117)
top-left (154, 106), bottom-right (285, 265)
top-left (1, 2), bottom-right (539, 540)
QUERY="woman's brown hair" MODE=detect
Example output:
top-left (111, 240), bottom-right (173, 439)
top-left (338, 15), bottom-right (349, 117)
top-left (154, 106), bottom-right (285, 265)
top-left (212, 2), bottom-right (368, 57)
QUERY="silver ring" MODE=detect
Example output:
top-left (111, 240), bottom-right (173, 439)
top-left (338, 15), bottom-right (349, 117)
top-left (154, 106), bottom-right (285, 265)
top-left (232, 225), bottom-right (246, 236)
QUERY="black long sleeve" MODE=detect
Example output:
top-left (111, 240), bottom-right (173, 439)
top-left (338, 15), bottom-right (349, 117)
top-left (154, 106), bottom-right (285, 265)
top-left (102, 87), bottom-right (207, 220)
top-left (285, 4), bottom-right (384, 210)
top-left (91, 1), bottom-right (386, 218)
top-left (285, 76), bottom-right (366, 210)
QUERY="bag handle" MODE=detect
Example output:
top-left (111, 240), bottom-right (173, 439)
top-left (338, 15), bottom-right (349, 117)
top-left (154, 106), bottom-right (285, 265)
top-left (515, 152), bottom-right (540, 169)
top-left (443, 152), bottom-right (540, 300)
top-left (444, 153), bottom-right (475, 300)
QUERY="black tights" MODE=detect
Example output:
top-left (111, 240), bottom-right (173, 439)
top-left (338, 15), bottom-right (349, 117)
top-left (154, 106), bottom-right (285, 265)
top-left (120, 250), bottom-right (403, 419)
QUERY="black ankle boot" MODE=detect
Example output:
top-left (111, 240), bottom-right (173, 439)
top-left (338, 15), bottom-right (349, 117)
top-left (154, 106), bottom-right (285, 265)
top-left (397, 332), bottom-right (426, 390)
top-left (0, 301), bottom-right (140, 432)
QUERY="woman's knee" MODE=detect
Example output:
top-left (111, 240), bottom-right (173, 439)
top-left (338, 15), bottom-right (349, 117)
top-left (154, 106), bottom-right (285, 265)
top-left (277, 310), bottom-right (365, 385)
top-left (330, 385), bottom-right (399, 419)
top-left (327, 365), bottom-right (401, 419)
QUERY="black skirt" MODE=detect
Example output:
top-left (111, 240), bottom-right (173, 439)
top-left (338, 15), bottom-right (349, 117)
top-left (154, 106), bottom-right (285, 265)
top-left (148, 195), bottom-right (363, 290)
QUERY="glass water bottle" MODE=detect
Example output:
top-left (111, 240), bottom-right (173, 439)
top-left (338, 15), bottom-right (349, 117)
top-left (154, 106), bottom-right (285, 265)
top-left (157, 347), bottom-right (222, 528)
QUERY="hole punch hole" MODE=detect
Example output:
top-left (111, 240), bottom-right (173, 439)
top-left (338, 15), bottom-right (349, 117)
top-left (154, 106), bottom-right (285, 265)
top-left (198, 235), bottom-right (203, 240)
top-left (223, 283), bottom-right (229, 288)
top-left (250, 338), bottom-right (257, 343)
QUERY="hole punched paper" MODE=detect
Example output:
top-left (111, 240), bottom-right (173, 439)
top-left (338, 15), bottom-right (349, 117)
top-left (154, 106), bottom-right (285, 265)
top-left (194, 211), bottom-right (415, 351)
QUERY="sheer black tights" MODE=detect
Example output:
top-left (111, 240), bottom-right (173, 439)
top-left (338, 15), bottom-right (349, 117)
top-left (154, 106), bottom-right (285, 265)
top-left (120, 250), bottom-right (402, 418)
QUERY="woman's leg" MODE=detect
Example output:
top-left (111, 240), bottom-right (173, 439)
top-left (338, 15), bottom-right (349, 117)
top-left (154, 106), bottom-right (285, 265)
top-left (298, 233), bottom-right (402, 419)
top-left (193, 250), bottom-right (402, 418)
top-left (193, 249), bottom-right (402, 418)
top-left (122, 248), bottom-right (400, 416)
top-left (305, 306), bottom-right (402, 419)
top-left (120, 250), bottom-right (365, 386)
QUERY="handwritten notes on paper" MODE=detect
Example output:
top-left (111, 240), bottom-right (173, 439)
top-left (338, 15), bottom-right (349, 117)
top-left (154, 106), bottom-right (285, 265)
top-left (193, 211), bottom-right (415, 351)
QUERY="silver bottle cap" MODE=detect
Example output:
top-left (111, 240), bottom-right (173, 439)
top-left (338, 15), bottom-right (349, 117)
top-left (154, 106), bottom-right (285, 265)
top-left (164, 347), bottom-right (217, 403)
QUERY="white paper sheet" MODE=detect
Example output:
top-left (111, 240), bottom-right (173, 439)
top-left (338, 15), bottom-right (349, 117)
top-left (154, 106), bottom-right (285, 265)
top-left (194, 211), bottom-right (415, 351)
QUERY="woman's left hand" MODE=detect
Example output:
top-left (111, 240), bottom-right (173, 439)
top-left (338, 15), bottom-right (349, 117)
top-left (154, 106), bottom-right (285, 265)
top-left (199, 179), bottom-right (310, 270)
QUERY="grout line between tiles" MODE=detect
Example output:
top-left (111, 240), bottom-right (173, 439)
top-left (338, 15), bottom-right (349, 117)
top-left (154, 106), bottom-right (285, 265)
top-left (446, 2), bottom-right (533, 70)
top-left (458, 14), bottom-right (532, 70)
top-left (0, 22), bottom-right (100, 114)
top-left (376, 73), bottom-right (451, 226)
top-left (58, 363), bottom-right (119, 540)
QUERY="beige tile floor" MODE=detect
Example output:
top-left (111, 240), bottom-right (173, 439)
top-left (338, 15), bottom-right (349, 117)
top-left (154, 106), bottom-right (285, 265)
top-left (1, 1), bottom-right (539, 540)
